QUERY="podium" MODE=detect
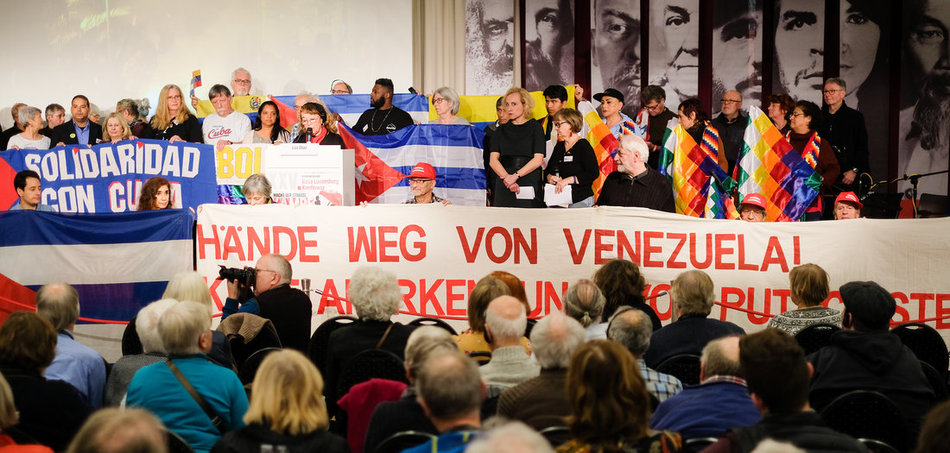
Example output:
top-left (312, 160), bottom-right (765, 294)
top-left (263, 143), bottom-right (356, 206)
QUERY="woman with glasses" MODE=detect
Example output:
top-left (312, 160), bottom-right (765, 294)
top-left (292, 103), bottom-right (344, 147)
top-left (151, 84), bottom-right (202, 143)
top-left (787, 101), bottom-right (840, 221)
top-left (429, 86), bottom-right (470, 125)
top-left (676, 98), bottom-right (728, 172)
top-left (544, 108), bottom-right (599, 208)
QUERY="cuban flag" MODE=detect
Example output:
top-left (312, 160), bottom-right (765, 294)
top-left (0, 210), bottom-right (193, 323)
top-left (338, 124), bottom-right (487, 206)
top-left (269, 93), bottom-right (430, 129)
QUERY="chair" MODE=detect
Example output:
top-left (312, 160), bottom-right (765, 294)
top-left (858, 438), bottom-right (900, 453)
top-left (336, 349), bottom-right (408, 399)
top-left (238, 347), bottom-right (281, 385)
top-left (121, 315), bottom-right (143, 356)
top-left (920, 361), bottom-right (948, 402)
top-left (165, 429), bottom-right (196, 453)
top-left (917, 193), bottom-right (950, 218)
top-left (891, 322), bottom-right (948, 378)
top-left (655, 354), bottom-right (701, 385)
top-left (373, 430), bottom-right (436, 453)
top-left (525, 318), bottom-right (538, 338)
top-left (684, 437), bottom-right (720, 453)
top-left (539, 426), bottom-right (571, 448)
top-left (468, 350), bottom-right (492, 366)
top-left (408, 316), bottom-right (458, 335)
top-left (218, 313), bottom-right (282, 371)
top-left (794, 323), bottom-right (840, 355)
top-left (307, 315), bottom-right (358, 373)
top-left (819, 390), bottom-right (910, 453)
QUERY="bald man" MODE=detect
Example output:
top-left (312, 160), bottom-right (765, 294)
top-left (223, 253), bottom-right (313, 351)
top-left (480, 295), bottom-right (540, 391)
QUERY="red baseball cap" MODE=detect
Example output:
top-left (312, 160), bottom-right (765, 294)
top-left (410, 162), bottom-right (436, 180)
top-left (741, 193), bottom-right (767, 210)
top-left (835, 191), bottom-right (863, 209)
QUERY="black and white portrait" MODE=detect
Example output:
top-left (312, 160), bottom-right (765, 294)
top-left (771, 0), bottom-right (824, 104)
top-left (712, 0), bottom-right (763, 110)
top-left (466, 0), bottom-right (515, 95)
top-left (899, 0), bottom-right (950, 196)
top-left (648, 0), bottom-right (699, 111)
top-left (591, 0), bottom-right (642, 117)
top-left (524, 0), bottom-right (575, 92)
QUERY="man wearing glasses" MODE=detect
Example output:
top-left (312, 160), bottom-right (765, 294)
top-left (404, 162), bottom-right (451, 205)
top-left (222, 254), bottom-right (313, 352)
top-left (710, 90), bottom-right (748, 173)
top-left (639, 85), bottom-right (677, 169)
top-left (820, 77), bottom-right (869, 190)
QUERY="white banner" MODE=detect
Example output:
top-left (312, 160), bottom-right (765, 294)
top-left (196, 204), bottom-right (950, 342)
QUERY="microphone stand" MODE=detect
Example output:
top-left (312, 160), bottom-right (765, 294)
top-left (868, 170), bottom-right (950, 218)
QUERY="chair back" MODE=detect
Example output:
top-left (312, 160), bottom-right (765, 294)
top-left (373, 430), bottom-right (436, 453)
top-left (238, 347), bottom-right (282, 385)
top-left (308, 315), bottom-right (358, 373)
top-left (655, 354), bottom-right (702, 385)
top-left (336, 349), bottom-right (408, 398)
top-left (794, 323), bottom-right (840, 355)
top-left (819, 390), bottom-right (910, 452)
top-left (858, 438), bottom-right (901, 453)
top-left (121, 315), bottom-right (143, 355)
top-left (892, 322), bottom-right (948, 378)
top-left (468, 350), bottom-right (492, 366)
top-left (219, 314), bottom-right (282, 370)
top-left (919, 361), bottom-right (948, 402)
top-left (684, 437), bottom-right (720, 453)
top-left (525, 318), bottom-right (538, 337)
top-left (539, 426), bottom-right (571, 448)
top-left (165, 429), bottom-right (196, 453)
top-left (408, 317), bottom-right (458, 335)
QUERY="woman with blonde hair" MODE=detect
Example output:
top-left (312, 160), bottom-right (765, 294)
top-left (211, 349), bottom-right (347, 453)
top-left (489, 87), bottom-right (546, 207)
top-left (767, 263), bottom-right (839, 335)
top-left (101, 112), bottom-right (134, 143)
top-left (150, 84), bottom-right (202, 143)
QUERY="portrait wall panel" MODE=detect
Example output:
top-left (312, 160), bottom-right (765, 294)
top-left (712, 0), bottom-right (763, 111)
top-left (524, 0), bottom-right (575, 92)
top-left (466, 0), bottom-right (516, 95)
top-left (590, 0), bottom-right (642, 117)
top-left (771, 0), bottom-right (825, 105)
top-left (648, 0), bottom-right (699, 111)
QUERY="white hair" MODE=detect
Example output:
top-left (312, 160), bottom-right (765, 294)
top-left (136, 299), bottom-right (178, 353)
top-left (485, 298), bottom-right (526, 343)
top-left (465, 421), bottom-right (554, 453)
top-left (530, 312), bottom-right (586, 369)
top-left (619, 134), bottom-right (649, 163)
top-left (232, 67), bottom-right (252, 81)
top-left (349, 267), bottom-right (402, 321)
top-left (17, 106), bottom-right (40, 126)
top-left (433, 86), bottom-right (462, 115)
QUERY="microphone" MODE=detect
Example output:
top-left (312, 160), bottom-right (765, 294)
top-left (408, 87), bottom-right (417, 94)
top-left (305, 127), bottom-right (313, 142)
top-left (644, 291), bottom-right (668, 301)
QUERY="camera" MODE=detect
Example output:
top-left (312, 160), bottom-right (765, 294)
top-left (217, 265), bottom-right (256, 287)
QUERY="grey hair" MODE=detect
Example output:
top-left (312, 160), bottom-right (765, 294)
top-left (530, 312), bottom-right (586, 369)
top-left (242, 173), bottom-right (272, 200)
top-left (44, 103), bottom-right (64, 117)
top-left (295, 91), bottom-right (319, 103)
top-left (330, 79), bottom-right (353, 94)
top-left (485, 297), bottom-right (526, 343)
top-left (162, 271), bottom-right (213, 309)
top-left (701, 336), bottom-right (742, 377)
top-left (824, 77), bottom-right (846, 90)
top-left (563, 279), bottom-right (606, 327)
top-left (465, 420), bottom-right (555, 453)
top-left (671, 270), bottom-right (716, 316)
top-left (404, 326), bottom-right (459, 378)
top-left (232, 67), bottom-right (252, 81)
top-left (117, 98), bottom-right (150, 119)
top-left (349, 267), bottom-right (402, 321)
top-left (208, 84), bottom-right (231, 100)
top-left (262, 254), bottom-right (292, 283)
top-left (619, 134), bottom-right (649, 162)
top-left (136, 299), bottom-right (178, 353)
top-left (416, 352), bottom-right (483, 420)
top-left (17, 106), bottom-right (40, 127)
top-left (607, 306), bottom-right (653, 356)
top-left (36, 283), bottom-right (80, 331)
top-left (433, 86), bottom-right (461, 115)
top-left (157, 301), bottom-right (211, 355)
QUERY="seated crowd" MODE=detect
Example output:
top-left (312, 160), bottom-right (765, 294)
top-left (0, 255), bottom-right (945, 453)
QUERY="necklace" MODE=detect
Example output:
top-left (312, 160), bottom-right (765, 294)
top-left (369, 107), bottom-right (394, 133)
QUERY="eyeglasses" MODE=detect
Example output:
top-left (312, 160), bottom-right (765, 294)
top-left (721, 99), bottom-right (741, 104)
top-left (233, 78), bottom-right (251, 84)
top-left (553, 121), bottom-right (568, 127)
top-left (255, 268), bottom-right (277, 274)
top-left (432, 97), bottom-right (445, 105)
top-left (823, 88), bottom-right (843, 94)
top-left (644, 102), bottom-right (662, 111)
top-left (790, 112), bottom-right (805, 117)
top-left (302, 117), bottom-right (322, 124)
top-left (168, 95), bottom-right (183, 100)
top-left (409, 178), bottom-right (433, 184)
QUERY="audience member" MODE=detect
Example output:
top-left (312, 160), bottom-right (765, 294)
top-left (738, 193), bottom-right (767, 222)
top-left (644, 270), bottom-right (745, 368)
top-left (767, 93), bottom-right (795, 134)
top-left (562, 279), bottom-right (607, 340)
top-left (6, 106), bottom-right (50, 150)
top-left (820, 77), bottom-right (869, 189)
top-left (51, 95), bottom-right (102, 146)
top-left (0, 373), bottom-right (54, 451)
top-left (151, 84), bottom-right (202, 143)
top-left (832, 191), bottom-right (862, 220)
top-left (104, 299), bottom-right (176, 406)
top-left (35, 283), bottom-right (106, 408)
top-left (497, 312), bottom-right (585, 431)
top-left (0, 311), bottom-right (91, 451)
top-left (66, 408), bottom-right (167, 453)
top-left (489, 87), bottom-right (546, 208)
top-left (404, 162), bottom-right (451, 205)
top-left (808, 281), bottom-right (934, 429)
top-left (323, 267), bottom-right (415, 412)
top-left (101, 112), bottom-right (134, 143)
top-left (703, 330), bottom-right (865, 453)
top-left (479, 295), bottom-right (540, 391)
top-left (607, 306), bottom-right (682, 403)
top-left (211, 349), bottom-right (347, 453)
top-left (767, 264), bottom-right (840, 335)
top-left (363, 326), bottom-right (458, 453)
top-left (595, 134), bottom-right (676, 212)
top-left (39, 103), bottom-right (66, 138)
top-left (162, 272), bottom-right (235, 368)
top-left (0, 103), bottom-right (26, 150)
top-left (202, 84), bottom-right (252, 149)
top-left (116, 98), bottom-right (154, 139)
top-left (10, 170), bottom-right (53, 211)
top-left (352, 78), bottom-right (414, 135)
top-left (402, 352), bottom-right (484, 453)
top-left (330, 79), bottom-right (353, 95)
top-left (465, 420), bottom-right (554, 453)
top-left (292, 102), bottom-right (345, 146)
top-left (650, 336), bottom-right (760, 440)
top-left (558, 340), bottom-right (683, 453)
top-left (241, 173), bottom-right (272, 205)
top-left (594, 88), bottom-right (633, 139)
top-left (126, 301), bottom-right (248, 453)
top-left (787, 100), bottom-right (841, 220)
top-left (430, 86), bottom-right (470, 125)
top-left (593, 259), bottom-right (662, 330)
top-left (544, 108), bottom-right (599, 208)
top-left (137, 176), bottom-right (173, 211)
top-left (677, 98), bottom-right (729, 171)
top-left (455, 272), bottom-right (531, 361)
top-left (541, 84), bottom-right (568, 139)
top-left (242, 100), bottom-right (289, 144)
top-left (640, 85), bottom-right (678, 169)
top-left (916, 400), bottom-right (950, 453)
top-left (222, 253), bottom-right (312, 352)
top-left (710, 90), bottom-right (749, 172)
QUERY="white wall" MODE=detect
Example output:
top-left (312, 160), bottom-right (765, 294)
top-left (0, 0), bottom-right (414, 128)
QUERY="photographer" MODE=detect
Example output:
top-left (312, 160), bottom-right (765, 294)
top-left (222, 254), bottom-right (313, 352)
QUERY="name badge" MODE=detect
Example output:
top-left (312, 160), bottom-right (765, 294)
top-left (564, 155), bottom-right (574, 163)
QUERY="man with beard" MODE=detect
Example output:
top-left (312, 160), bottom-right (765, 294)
top-left (711, 0), bottom-right (763, 110)
top-left (403, 162), bottom-right (451, 205)
top-left (592, 0), bottom-right (642, 118)
top-left (651, 0), bottom-right (699, 109)
top-left (773, 0), bottom-right (825, 104)
top-left (819, 77), bottom-right (869, 192)
top-left (525, 0), bottom-right (574, 91)
top-left (899, 0), bottom-right (950, 196)
top-left (466, 0), bottom-right (515, 94)
top-left (353, 78), bottom-right (414, 135)
top-left (596, 134), bottom-right (675, 211)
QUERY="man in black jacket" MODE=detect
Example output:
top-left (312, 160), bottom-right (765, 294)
top-left (51, 95), bottom-right (102, 146)
top-left (820, 78), bottom-right (869, 190)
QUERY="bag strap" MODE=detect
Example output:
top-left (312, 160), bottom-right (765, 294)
top-left (166, 358), bottom-right (228, 434)
top-left (375, 323), bottom-right (395, 349)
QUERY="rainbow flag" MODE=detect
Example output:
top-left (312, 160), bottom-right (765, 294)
top-left (658, 120), bottom-right (738, 219)
top-left (734, 106), bottom-right (821, 222)
top-left (576, 101), bottom-right (619, 196)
